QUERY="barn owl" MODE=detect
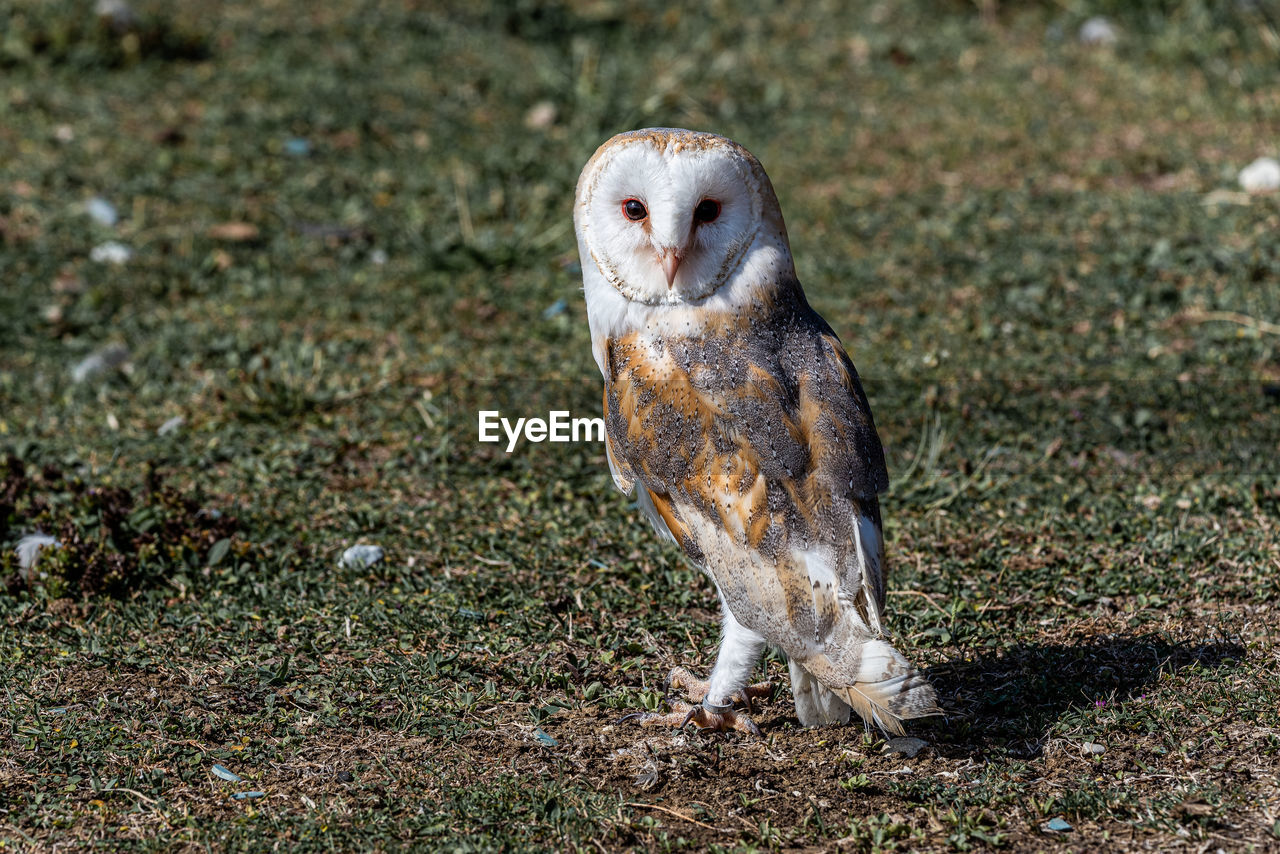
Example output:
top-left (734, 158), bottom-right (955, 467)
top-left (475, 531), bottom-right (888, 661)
top-left (574, 128), bottom-right (938, 735)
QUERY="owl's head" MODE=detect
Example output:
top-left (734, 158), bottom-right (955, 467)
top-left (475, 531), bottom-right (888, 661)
top-left (574, 128), bottom-right (795, 306)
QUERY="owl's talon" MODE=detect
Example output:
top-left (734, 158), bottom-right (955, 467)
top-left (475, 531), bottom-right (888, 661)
top-left (665, 667), bottom-right (706, 702)
top-left (691, 703), bottom-right (763, 737)
top-left (625, 699), bottom-right (763, 737)
top-left (662, 667), bottom-right (773, 711)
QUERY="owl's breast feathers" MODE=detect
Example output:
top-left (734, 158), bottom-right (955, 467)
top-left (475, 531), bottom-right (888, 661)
top-left (602, 283), bottom-right (891, 650)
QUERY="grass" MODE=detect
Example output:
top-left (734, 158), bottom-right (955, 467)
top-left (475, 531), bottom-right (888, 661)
top-left (3, 0), bottom-right (1280, 850)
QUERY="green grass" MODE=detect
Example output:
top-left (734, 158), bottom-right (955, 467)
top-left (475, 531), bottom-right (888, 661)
top-left (3, 0), bottom-right (1280, 850)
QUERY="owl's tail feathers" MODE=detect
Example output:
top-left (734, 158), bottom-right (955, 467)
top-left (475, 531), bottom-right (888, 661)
top-left (801, 639), bottom-right (941, 736)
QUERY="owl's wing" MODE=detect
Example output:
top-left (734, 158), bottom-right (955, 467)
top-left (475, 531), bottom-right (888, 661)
top-left (601, 387), bottom-right (637, 494)
top-left (602, 305), bottom-right (890, 647)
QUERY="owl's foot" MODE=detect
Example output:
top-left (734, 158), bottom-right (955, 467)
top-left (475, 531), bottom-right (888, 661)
top-left (624, 700), bottom-right (763, 737)
top-left (665, 667), bottom-right (773, 713)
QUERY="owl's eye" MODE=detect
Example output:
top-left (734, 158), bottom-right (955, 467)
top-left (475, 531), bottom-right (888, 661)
top-left (693, 198), bottom-right (721, 224)
top-left (622, 199), bottom-right (648, 221)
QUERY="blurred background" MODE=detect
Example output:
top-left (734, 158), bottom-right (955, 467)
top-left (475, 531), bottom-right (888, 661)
top-left (2, 1), bottom-right (1280, 850)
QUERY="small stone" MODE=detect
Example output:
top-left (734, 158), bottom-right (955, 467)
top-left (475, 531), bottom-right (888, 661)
top-left (339, 544), bottom-right (384, 569)
top-left (89, 241), bottom-right (133, 265)
top-left (1082, 741), bottom-right (1106, 755)
top-left (1078, 16), bottom-right (1118, 46)
top-left (85, 197), bottom-right (118, 226)
top-left (1239, 157), bottom-right (1280, 193)
top-left (157, 415), bottom-right (185, 436)
top-left (71, 344), bottom-right (130, 383)
top-left (883, 736), bottom-right (928, 759)
top-left (524, 101), bottom-right (558, 130)
top-left (207, 222), bottom-right (260, 242)
top-left (95, 0), bottom-right (137, 32)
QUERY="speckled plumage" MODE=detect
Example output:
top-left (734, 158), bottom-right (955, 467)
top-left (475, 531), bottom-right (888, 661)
top-left (575, 128), bottom-right (938, 733)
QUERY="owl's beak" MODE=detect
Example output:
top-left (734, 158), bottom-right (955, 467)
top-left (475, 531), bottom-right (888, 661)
top-left (659, 248), bottom-right (683, 289)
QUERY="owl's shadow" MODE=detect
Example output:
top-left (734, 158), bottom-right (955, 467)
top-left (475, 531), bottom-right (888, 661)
top-left (916, 633), bottom-right (1245, 758)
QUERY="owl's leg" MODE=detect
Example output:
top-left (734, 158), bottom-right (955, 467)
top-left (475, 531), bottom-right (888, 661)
top-left (628, 603), bottom-right (770, 735)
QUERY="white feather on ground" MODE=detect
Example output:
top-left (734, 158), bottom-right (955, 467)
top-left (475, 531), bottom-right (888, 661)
top-left (16, 533), bottom-right (61, 580)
